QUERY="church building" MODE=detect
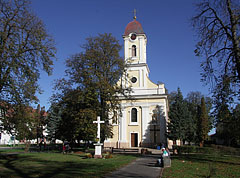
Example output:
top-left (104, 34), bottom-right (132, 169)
top-left (104, 16), bottom-right (169, 148)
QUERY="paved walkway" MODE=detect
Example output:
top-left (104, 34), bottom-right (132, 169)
top-left (105, 154), bottom-right (163, 178)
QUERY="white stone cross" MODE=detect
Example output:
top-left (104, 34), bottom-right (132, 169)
top-left (93, 116), bottom-right (105, 143)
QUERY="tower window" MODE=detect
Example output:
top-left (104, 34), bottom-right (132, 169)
top-left (131, 34), bottom-right (136, 40)
top-left (132, 45), bottom-right (136, 57)
top-left (131, 108), bottom-right (137, 122)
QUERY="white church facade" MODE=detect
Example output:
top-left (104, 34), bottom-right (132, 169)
top-left (104, 16), bottom-right (169, 148)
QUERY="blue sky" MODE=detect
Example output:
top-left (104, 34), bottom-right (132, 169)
top-left (30, 0), bottom-right (210, 110)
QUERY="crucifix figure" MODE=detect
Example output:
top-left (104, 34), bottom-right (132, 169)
top-left (150, 109), bottom-right (160, 144)
top-left (93, 116), bottom-right (105, 143)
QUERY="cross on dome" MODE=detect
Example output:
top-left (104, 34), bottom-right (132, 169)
top-left (133, 9), bottom-right (137, 19)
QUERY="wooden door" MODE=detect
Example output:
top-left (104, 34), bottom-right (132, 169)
top-left (131, 133), bottom-right (138, 147)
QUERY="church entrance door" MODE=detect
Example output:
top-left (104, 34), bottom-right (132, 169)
top-left (131, 133), bottom-right (138, 147)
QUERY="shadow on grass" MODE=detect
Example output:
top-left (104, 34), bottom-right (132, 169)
top-left (171, 153), bottom-right (240, 166)
top-left (0, 154), bottom-right (109, 178)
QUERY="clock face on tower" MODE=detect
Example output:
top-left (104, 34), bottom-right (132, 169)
top-left (130, 33), bottom-right (136, 40)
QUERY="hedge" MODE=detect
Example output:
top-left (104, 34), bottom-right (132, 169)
top-left (172, 145), bottom-right (240, 156)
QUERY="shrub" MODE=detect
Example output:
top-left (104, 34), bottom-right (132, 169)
top-left (209, 145), bottom-right (240, 156)
top-left (104, 154), bottom-right (113, 159)
top-left (172, 145), bottom-right (215, 154)
top-left (103, 152), bottom-right (113, 159)
top-left (85, 153), bottom-right (93, 158)
top-left (172, 145), bottom-right (240, 155)
top-left (74, 151), bottom-right (84, 155)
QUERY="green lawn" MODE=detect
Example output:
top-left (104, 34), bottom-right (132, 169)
top-left (0, 148), bottom-right (25, 153)
top-left (0, 152), bottom-right (137, 178)
top-left (162, 153), bottom-right (240, 178)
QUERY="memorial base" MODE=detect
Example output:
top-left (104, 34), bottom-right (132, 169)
top-left (94, 143), bottom-right (103, 158)
top-left (157, 156), bottom-right (171, 167)
top-left (163, 156), bottom-right (171, 167)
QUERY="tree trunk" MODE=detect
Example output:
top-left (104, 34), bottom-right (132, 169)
top-left (24, 141), bottom-right (30, 152)
top-left (226, 0), bottom-right (240, 81)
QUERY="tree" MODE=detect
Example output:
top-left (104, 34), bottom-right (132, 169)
top-left (35, 104), bottom-right (46, 144)
top-left (168, 91), bottom-right (177, 106)
top-left (53, 89), bottom-right (97, 145)
top-left (46, 103), bottom-right (61, 143)
top-left (198, 97), bottom-right (210, 147)
top-left (216, 103), bottom-right (240, 146)
top-left (0, 103), bottom-right (46, 142)
top-left (185, 91), bottom-right (203, 143)
top-left (0, 0), bottom-right (55, 143)
top-left (185, 91), bottom-right (213, 143)
top-left (184, 111), bottom-right (195, 144)
top-left (192, 0), bottom-right (240, 102)
top-left (4, 104), bottom-right (36, 140)
top-left (231, 104), bottom-right (240, 145)
top-left (53, 33), bottom-right (129, 142)
top-left (168, 88), bottom-right (194, 144)
top-left (0, 0), bottom-right (56, 106)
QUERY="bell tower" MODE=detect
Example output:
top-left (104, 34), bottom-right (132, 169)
top-left (123, 15), bottom-right (147, 65)
top-left (123, 14), bottom-right (149, 88)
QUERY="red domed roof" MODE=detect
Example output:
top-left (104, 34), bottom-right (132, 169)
top-left (124, 19), bottom-right (144, 36)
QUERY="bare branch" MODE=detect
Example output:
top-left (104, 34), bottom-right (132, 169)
top-left (192, 0), bottom-right (240, 102)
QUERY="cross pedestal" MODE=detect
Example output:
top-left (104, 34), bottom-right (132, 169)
top-left (93, 116), bottom-right (105, 158)
top-left (93, 143), bottom-right (103, 158)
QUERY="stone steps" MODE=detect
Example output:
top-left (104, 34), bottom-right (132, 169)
top-left (105, 148), bottom-right (139, 154)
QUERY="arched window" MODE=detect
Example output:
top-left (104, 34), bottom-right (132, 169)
top-left (131, 108), bottom-right (137, 122)
top-left (132, 45), bottom-right (136, 57)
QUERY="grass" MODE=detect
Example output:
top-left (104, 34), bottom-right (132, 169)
top-left (162, 153), bottom-right (240, 178)
top-left (0, 148), bottom-right (25, 153)
top-left (0, 152), bottom-right (137, 178)
top-left (0, 144), bottom-right (26, 148)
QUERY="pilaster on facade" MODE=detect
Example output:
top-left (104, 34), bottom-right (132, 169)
top-left (138, 36), bottom-right (146, 64)
top-left (120, 108), bottom-right (127, 142)
top-left (143, 69), bottom-right (147, 88)
top-left (124, 38), bottom-right (129, 61)
top-left (141, 106), bottom-right (150, 142)
top-left (139, 69), bottom-right (143, 87)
